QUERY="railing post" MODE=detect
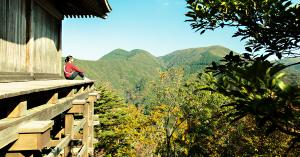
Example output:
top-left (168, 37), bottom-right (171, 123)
top-left (63, 113), bottom-right (74, 157)
top-left (83, 101), bottom-right (90, 157)
top-left (87, 92), bottom-right (98, 156)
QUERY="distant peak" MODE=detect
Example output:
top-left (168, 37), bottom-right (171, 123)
top-left (130, 49), bottom-right (147, 52)
top-left (206, 45), bottom-right (226, 48)
top-left (130, 49), bottom-right (151, 54)
top-left (111, 48), bottom-right (128, 53)
top-left (100, 49), bottom-right (130, 60)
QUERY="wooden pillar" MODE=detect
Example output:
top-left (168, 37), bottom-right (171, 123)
top-left (64, 114), bottom-right (74, 157)
top-left (58, 20), bottom-right (62, 77)
top-left (68, 99), bottom-right (87, 156)
top-left (83, 102), bottom-right (89, 157)
top-left (25, 0), bottom-right (34, 77)
top-left (87, 93), bottom-right (98, 156)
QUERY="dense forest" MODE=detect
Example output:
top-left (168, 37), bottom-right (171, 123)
top-left (82, 0), bottom-right (300, 156)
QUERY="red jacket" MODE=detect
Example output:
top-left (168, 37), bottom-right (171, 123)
top-left (64, 62), bottom-right (83, 78)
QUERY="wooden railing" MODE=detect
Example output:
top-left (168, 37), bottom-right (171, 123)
top-left (0, 80), bottom-right (99, 157)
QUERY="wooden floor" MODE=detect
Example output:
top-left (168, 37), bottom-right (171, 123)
top-left (0, 79), bottom-right (94, 99)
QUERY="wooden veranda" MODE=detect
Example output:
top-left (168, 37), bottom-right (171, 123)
top-left (0, 80), bottom-right (100, 156)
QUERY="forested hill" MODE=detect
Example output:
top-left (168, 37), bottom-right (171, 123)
top-left (71, 49), bottom-right (162, 92)
top-left (67, 46), bottom-right (235, 92)
top-left (160, 45), bottom-right (232, 74)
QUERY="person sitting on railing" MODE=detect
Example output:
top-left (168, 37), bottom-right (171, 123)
top-left (64, 55), bottom-right (90, 80)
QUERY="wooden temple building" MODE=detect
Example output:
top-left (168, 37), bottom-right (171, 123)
top-left (0, 0), bottom-right (111, 156)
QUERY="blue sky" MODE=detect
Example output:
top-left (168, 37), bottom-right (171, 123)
top-left (62, 0), bottom-right (250, 60)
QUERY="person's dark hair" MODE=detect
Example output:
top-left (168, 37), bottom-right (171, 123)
top-left (65, 55), bottom-right (73, 63)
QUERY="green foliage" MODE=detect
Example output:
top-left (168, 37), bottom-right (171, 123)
top-left (146, 68), bottom-right (186, 156)
top-left (205, 52), bottom-right (300, 139)
top-left (94, 85), bottom-right (126, 155)
top-left (160, 46), bottom-right (233, 75)
top-left (186, 0), bottom-right (300, 59)
top-left (147, 68), bottom-right (227, 156)
top-left (186, 0), bottom-right (300, 154)
top-left (94, 68), bottom-right (300, 156)
top-left (73, 49), bottom-right (162, 96)
top-left (94, 84), bottom-right (162, 156)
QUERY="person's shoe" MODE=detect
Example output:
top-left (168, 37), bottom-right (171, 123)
top-left (84, 77), bottom-right (90, 81)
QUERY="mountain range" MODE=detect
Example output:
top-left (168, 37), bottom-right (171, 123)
top-left (69, 45), bottom-right (300, 94)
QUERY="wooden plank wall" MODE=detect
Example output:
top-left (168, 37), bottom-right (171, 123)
top-left (33, 1), bottom-right (61, 75)
top-left (0, 0), bottom-right (62, 81)
top-left (0, 0), bottom-right (27, 73)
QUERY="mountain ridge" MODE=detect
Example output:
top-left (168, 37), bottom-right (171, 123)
top-left (71, 45), bottom-right (300, 95)
top-left (69, 45), bottom-right (244, 94)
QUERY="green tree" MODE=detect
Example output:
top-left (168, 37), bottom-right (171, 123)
top-left (94, 84), bottom-right (162, 156)
top-left (186, 0), bottom-right (300, 59)
top-left (148, 68), bottom-right (187, 156)
top-left (186, 0), bottom-right (300, 154)
top-left (148, 69), bottom-right (228, 156)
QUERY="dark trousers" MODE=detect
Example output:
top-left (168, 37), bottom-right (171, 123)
top-left (67, 72), bottom-right (84, 80)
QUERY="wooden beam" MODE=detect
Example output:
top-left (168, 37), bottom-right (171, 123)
top-left (18, 120), bottom-right (54, 133)
top-left (9, 121), bottom-right (54, 151)
top-left (7, 101), bottom-right (27, 118)
top-left (9, 129), bottom-right (51, 151)
top-left (68, 99), bottom-right (86, 114)
top-left (77, 145), bottom-right (87, 157)
top-left (0, 80), bottom-right (94, 100)
top-left (73, 133), bottom-right (83, 140)
top-left (90, 84), bottom-right (95, 90)
top-left (54, 128), bottom-right (64, 139)
top-left (72, 99), bottom-right (87, 105)
top-left (85, 85), bottom-right (90, 92)
top-left (88, 92), bottom-right (98, 97)
top-left (0, 129), bottom-right (18, 151)
top-left (47, 93), bottom-right (58, 104)
top-left (46, 135), bottom-right (71, 157)
top-left (78, 87), bottom-right (85, 94)
top-left (93, 121), bottom-right (100, 126)
top-left (5, 152), bottom-right (26, 157)
top-left (67, 89), bottom-right (75, 97)
top-left (68, 105), bottom-right (84, 114)
top-left (49, 139), bottom-right (61, 147)
top-left (73, 118), bottom-right (86, 135)
top-left (71, 147), bottom-right (80, 156)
